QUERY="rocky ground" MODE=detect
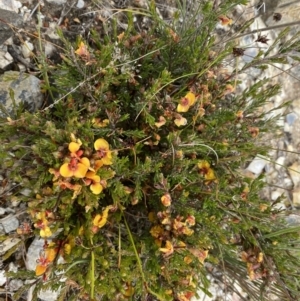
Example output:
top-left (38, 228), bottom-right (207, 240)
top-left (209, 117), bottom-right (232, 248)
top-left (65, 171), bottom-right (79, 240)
top-left (1, 0), bottom-right (300, 300)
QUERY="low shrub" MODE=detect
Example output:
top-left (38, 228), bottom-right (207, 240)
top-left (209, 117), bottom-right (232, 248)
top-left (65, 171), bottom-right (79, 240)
top-left (1, 1), bottom-right (300, 300)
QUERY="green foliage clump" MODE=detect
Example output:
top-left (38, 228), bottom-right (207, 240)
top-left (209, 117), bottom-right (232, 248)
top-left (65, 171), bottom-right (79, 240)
top-left (1, 1), bottom-right (300, 300)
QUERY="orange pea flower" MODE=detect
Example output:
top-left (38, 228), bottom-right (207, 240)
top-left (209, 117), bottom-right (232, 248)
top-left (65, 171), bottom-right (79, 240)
top-left (35, 247), bottom-right (57, 276)
top-left (161, 193), bottom-right (172, 207)
top-left (75, 41), bottom-right (90, 59)
top-left (218, 15), bottom-right (233, 26)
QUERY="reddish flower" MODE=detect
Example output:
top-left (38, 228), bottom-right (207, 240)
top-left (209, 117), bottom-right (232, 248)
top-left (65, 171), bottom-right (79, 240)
top-left (218, 15), bottom-right (233, 26)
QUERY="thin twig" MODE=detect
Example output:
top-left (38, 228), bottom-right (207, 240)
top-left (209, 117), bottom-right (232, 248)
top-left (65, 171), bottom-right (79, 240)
top-left (226, 20), bottom-right (300, 42)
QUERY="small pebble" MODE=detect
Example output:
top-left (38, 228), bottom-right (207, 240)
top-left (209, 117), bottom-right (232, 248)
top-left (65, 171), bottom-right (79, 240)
top-left (76, 0), bottom-right (85, 9)
top-left (9, 279), bottom-right (23, 291)
top-left (246, 155), bottom-right (269, 175)
top-left (285, 214), bottom-right (300, 225)
top-left (20, 188), bottom-right (32, 197)
top-left (286, 112), bottom-right (298, 126)
top-left (0, 208), bottom-right (6, 216)
top-left (0, 214), bottom-right (19, 233)
top-left (21, 41), bottom-right (34, 58)
top-left (271, 190), bottom-right (282, 201)
top-left (0, 270), bottom-right (6, 286)
top-left (275, 156), bottom-right (285, 170)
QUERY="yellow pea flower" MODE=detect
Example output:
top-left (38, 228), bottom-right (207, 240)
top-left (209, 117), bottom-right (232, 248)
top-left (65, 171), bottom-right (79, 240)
top-left (94, 138), bottom-right (113, 165)
top-left (177, 92), bottom-right (196, 113)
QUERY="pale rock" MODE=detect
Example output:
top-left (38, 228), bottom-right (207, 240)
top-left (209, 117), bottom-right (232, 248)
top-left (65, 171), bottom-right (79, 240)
top-left (21, 41), bottom-right (34, 58)
top-left (8, 261), bottom-right (18, 272)
top-left (20, 5), bottom-right (31, 22)
top-left (5, 207), bottom-right (15, 213)
top-left (285, 214), bottom-right (300, 225)
top-left (17, 62), bottom-right (27, 72)
top-left (0, 48), bottom-right (13, 70)
top-left (287, 144), bottom-right (294, 152)
top-left (292, 188), bottom-right (300, 207)
top-left (20, 188), bottom-right (32, 197)
top-left (45, 22), bottom-right (60, 40)
top-left (0, 71), bottom-right (43, 117)
top-left (0, 270), bottom-right (6, 286)
top-left (283, 177), bottom-right (293, 189)
top-left (44, 41), bottom-right (56, 57)
top-left (284, 122), bottom-right (291, 133)
top-left (26, 237), bottom-right (45, 271)
top-left (0, 237), bottom-right (21, 256)
top-left (38, 288), bottom-right (60, 301)
top-left (275, 156), bottom-right (285, 170)
top-left (288, 162), bottom-right (300, 186)
top-left (0, 214), bottom-right (19, 233)
top-left (9, 279), bottom-right (23, 291)
top-left (0, 207), bottom-right (5, 215)
top-left (271, 190), bottom-right (283, 201)
top-left (246, 155), bottom-right (269, 175)
top-left (0, 0), bottom-right (22, 13)
top-left (273, 202), bottom-right (286, 211)
top-left (242, 46), bottom-right (259, 63)
top-left (286, 112), bottom-right (298, 126)
top-left (4, 50), bottom-right (13, 61)
top-left (275, 116), bottom-right (284, 127)
top-left (0, 8), bottom-right (23, 48)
